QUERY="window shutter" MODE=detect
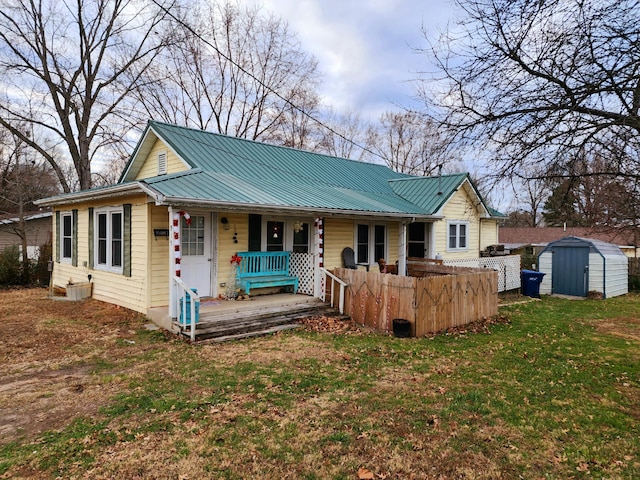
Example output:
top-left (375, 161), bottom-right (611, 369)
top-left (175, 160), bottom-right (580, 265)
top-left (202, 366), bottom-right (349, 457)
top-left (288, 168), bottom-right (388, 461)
top-left (158, 152), bottom-right (167, 175)
top-left (88, 208), bottom-right (94, 269)
top-left (72, 209), bottom-right (78, 267)
top-left (123, 204), bottom-right (132, 277)
top-left (55, 211), bottom-right (60, 262)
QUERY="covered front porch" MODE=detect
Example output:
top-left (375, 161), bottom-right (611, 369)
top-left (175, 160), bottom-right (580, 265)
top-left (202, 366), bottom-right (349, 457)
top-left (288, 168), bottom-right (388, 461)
top-left (147, 206), bottom-right (436, 338)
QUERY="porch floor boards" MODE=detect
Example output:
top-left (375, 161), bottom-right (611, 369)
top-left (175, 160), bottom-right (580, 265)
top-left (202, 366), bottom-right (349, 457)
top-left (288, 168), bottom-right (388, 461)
top-left (177, 293), bottom-right (334, 343)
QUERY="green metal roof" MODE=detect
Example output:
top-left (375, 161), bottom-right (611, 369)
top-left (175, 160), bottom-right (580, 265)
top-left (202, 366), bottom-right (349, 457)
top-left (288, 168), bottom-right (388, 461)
top-left (144, 169), bottom-right (429, 214)
top-left (54, 120), bottom-right (501, 218)
top-left (388, 174), bottom-right (469, 214)
top-left (142, 121), bottom-right (409, 193)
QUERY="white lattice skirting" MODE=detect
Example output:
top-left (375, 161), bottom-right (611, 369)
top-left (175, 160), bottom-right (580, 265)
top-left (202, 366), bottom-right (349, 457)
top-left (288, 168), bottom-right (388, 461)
top-left (443, 255), bottom-right (522, 292)
top-left (290, 252), bottom-right (315, 296)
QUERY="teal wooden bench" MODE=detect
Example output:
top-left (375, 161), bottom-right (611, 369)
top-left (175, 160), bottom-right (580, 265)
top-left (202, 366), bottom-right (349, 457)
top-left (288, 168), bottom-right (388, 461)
top-left (236, 251), bottom-right (299, 295)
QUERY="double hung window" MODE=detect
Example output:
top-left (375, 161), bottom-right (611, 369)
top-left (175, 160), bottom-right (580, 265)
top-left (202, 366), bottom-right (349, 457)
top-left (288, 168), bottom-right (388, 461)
top-left (447, 222), bottom-right (468, 251)
top-left (356, 223), bottom-right (387, 265)
top-left (95, 207), bottom-right (123, 272)
top-left (60, 212), bottom-right (73, 263)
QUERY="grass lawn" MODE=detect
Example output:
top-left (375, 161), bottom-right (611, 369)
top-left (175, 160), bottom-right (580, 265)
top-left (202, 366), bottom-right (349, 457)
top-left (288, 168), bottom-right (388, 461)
top-left (0, 289), bottom-right (638, 479)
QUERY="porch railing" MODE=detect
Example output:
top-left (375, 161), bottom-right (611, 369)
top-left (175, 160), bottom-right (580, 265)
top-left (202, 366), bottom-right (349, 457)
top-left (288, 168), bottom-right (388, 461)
top-left (173, 275), bottom-right (200, 342)
top-left (320, 267), bottom-right (347, 314)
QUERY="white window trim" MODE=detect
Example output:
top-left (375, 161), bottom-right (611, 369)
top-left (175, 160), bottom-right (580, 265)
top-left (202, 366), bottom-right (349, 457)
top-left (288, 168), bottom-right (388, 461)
top-left (60, 211), bottom-right (73, 264)
top-left (260, 217), bottom-right (311, 252)
top-left (447, 220), bottom-right (469, 252)
top-left (354, 222), bottom-right (388, 266)
top-left (94, 206), bottom-right (124, 274)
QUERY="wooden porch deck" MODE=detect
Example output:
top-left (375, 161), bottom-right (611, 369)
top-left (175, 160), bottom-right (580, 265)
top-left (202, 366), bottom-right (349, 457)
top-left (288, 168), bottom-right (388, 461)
top-left (170, 293), bottom-right (334, 343)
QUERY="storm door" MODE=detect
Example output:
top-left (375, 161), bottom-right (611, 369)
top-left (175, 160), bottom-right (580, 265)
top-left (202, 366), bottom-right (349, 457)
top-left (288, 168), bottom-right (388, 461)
top-left (408, 222), bottom-right (429, 258)
top-left (180, 214), bottom-right (212, 297)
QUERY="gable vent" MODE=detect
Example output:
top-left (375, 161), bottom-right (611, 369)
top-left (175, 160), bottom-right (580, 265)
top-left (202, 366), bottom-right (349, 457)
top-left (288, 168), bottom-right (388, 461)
top-left (158, 151), bottom-right (167, 175)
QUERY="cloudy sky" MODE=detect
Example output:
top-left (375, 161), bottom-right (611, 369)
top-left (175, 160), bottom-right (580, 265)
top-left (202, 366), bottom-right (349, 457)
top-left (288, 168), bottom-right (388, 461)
top-left (246, 0), bottom-right (458, 121)
top-left (239, 1), bottom-right (513, 207)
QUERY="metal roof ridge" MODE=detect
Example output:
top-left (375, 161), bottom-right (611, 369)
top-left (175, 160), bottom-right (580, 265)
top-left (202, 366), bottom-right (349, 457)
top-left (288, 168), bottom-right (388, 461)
top-left (386, 172), bottom-right (469, 183)
top-left (148, 120), bottom-right (401, 170)
top-left (144, 168), bottom-right (204, 183)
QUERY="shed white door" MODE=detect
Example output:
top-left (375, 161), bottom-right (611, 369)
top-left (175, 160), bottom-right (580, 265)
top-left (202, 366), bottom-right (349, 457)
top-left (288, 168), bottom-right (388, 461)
top-left (180, 214), bottom-right (212, 297)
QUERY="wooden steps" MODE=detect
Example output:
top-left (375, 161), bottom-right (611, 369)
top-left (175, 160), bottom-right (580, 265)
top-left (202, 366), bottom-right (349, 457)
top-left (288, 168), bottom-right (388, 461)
top-left (178, 300), bottom-right (337, 344)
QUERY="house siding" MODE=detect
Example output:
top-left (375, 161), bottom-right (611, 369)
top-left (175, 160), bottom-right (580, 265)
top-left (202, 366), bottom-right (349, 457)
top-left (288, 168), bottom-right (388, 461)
top-left (480, 219), bottom-right (499, 251)
top-left (217, 212), bottom-right (249, 291)
top-left (323, 218), bottom-right (400, 272)
top-left (435, 186), bottom-right (482, 259)
top-left (324, 218), bottom-right (354, 270)
top-left (52, 195), bottom-right (151, 314)
top-left (387, 222), bottom-right (399, 267)
top-left (149, 205), bottom-right (170, 307)
top-left (135, 138), bottom-right (188, 180)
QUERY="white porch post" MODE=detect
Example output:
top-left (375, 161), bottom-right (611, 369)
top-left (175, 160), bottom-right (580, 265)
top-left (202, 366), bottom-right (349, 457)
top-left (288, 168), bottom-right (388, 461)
top-left (168, 206), bottom-right (177, 318)
top-left (429, 221), bottom-right (437, 259)
top-left (398, 221), bottom-right (407, 276)
top-left (313, 217), bottom-right (324, 298)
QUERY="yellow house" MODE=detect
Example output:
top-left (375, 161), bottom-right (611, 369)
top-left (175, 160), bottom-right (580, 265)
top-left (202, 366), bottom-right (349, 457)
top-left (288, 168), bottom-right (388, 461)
top-left (36, 121), bottom-right (504, 330)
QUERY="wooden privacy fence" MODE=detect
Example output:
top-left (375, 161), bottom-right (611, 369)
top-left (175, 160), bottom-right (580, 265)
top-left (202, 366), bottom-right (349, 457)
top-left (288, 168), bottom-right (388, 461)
top-left (334, 266), bottom-right (498, 337)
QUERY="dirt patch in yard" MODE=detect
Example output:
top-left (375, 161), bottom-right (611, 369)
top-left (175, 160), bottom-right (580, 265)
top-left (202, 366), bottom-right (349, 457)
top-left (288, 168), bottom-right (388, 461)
top-left (0, 288), bottom-right (148, 443)
top-left (0, 364), bottom-right (110, 442)
top-left (592, 317), bottom-right (640, 342)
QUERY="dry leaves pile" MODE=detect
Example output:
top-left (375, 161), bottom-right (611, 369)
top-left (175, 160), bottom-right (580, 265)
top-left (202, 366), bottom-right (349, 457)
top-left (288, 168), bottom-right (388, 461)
top-left (298, 315), bottom-right (364, 334)
top-left (299, 314), bottom-right (511, 338)
top-left (437, 314), bottom-right (511, 336)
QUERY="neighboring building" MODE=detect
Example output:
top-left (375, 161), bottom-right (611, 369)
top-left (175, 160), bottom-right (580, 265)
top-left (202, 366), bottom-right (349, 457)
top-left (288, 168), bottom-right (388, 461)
top-left (0, 211), bottom-right (52, 258)
top-left (36, 121), bottom-right (504, 327)
top-left (500, 227), bottom-right (640, 260)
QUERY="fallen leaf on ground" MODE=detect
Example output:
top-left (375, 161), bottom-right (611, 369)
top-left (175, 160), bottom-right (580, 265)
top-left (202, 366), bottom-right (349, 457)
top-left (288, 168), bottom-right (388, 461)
top-left (358, 467), bottom-right (375, 479)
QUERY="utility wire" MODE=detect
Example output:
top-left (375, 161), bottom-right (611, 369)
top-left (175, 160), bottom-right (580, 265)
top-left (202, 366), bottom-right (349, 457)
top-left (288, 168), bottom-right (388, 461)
top-left (150, 0), bottom-right (387, 163)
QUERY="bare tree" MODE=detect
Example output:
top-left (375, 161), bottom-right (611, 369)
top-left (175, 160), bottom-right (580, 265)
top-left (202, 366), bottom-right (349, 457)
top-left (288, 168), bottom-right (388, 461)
top-left (0, 125), bottom-right (59, 277)
top-left (419, 0), bottom-right (640, 183)
top-left (543, 153), bottom-right (639, 229)
top-left (505, 171), bottom-right (550, 227)
top-left (316, 109), bottom-right (370, 160)
top-left (136, 1), bottom-right (321, 144)
top-left (0, 0), bottom-right (174, 191)
top-left (366, 111), bottom-right (458, 175)
top-left (0, 127), bottom-right (59, 214)
top-left (266, 88), bottom-right (323, 150)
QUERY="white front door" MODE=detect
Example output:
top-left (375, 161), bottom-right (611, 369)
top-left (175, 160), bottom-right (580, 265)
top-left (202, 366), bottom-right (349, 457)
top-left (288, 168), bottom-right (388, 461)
top-left (180, 213), bottom-right (212, 297)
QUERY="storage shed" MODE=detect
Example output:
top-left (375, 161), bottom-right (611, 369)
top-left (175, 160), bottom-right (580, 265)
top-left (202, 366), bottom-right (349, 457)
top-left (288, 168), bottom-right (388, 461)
top-left (538, 237), bottom-right (628, 298)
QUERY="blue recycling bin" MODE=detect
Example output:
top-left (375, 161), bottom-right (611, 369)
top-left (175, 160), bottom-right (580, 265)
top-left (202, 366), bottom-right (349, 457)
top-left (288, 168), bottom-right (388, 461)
top-left (521, 270), bottom-right (545, 298)
top-left (179, 288), bottom-right (200, 325)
